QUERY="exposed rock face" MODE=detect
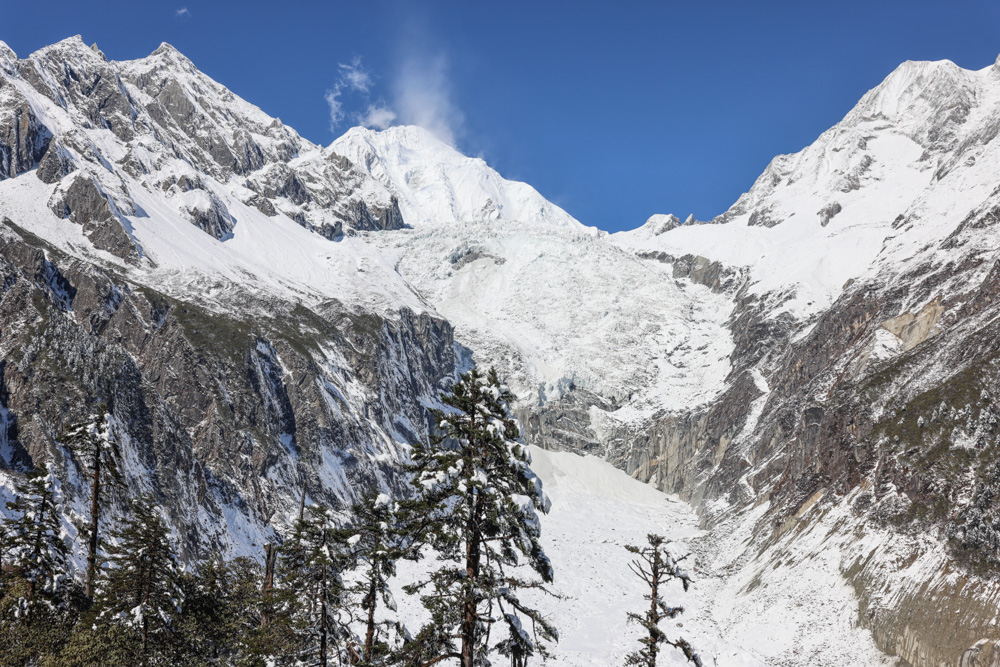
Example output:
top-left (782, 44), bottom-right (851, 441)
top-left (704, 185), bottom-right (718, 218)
top-left (0, 36), bottom-right (406, 247)
top-left (180, 191), bottom-right (236, 240)
top-left (0, 219), bottom-right (459, 561)
top-left (0, 87), bottom-right (51, 180)
top-left (36, 138), bottom-right (77, 184)
top-left (819, 201), bottom-right (842, 227)
top-left (635, 251), bottom-right (741, 292)
top-left (349, 196), bottom-right (405, 232)
top-left (48, 175), bottom-right (141, 262)
top-left (516, 388), bottom-right (613, 454)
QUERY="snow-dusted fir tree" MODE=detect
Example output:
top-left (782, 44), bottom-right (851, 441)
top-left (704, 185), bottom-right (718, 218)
top-left (625, 534), bottom-right (701, 667)
top-left (93, 493), bottom-right (183, 658)
top-left (343, 489), bottom-right (414, 665)
top-left (0, 465), bottom-right (80, 663)
top-left (2, 466), bottom-right (69, 606)
top-left (278, 503), bottom-right (352, 667)
top-left (60, 412), bottom-right (123, 601)
top-left (401, 367), bottom-right (556, 667)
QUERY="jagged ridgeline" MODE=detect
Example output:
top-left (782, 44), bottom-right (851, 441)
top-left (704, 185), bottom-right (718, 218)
top-left (6, 33), bottom-right (1000, 666)
top-left (0, 35), bottom-right (463, 563)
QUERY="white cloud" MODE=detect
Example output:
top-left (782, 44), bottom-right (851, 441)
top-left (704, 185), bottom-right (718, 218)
top-left (323, 49), bottom-right (464, 143)
top-left (358, 103), bottom-right (397, 130)
top-left (175, 7), bottom-right (190, 17)
top-left (393, 52), bottom-right (462, 146)
top-left (324, 89), bottom-right (343, 131)
top-left (326, 56), bottom-right (380, 132)
top-left (339, 56), bottom-right (372, 94)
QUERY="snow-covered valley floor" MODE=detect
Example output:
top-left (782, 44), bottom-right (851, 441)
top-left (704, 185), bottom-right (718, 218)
top-left (398, 447), bottom-right (898, 666)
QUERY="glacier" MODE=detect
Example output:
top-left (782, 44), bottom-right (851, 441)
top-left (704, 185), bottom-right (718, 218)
top-left (3, 35), bottom-right (1000, 665)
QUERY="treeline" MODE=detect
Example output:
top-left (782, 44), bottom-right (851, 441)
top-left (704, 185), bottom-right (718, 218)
top-left (0, 368), bottom-right (701, 667)
top-left (0, 467), bottom-right (413, 665)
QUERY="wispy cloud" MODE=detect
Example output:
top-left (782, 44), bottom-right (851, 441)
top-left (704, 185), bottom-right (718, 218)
top-left (325, 56), bottom-right (377, 132)
top-left (324, 89), bottom-right (344, 131)
top-left (175, 7), bottom-right (190, 18)
top-left (322, 38), bottom-right (465, 146)
top-left (339, 57), bottom-right (371, 94)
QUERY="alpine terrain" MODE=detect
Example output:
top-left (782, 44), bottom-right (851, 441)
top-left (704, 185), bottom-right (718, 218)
top-left (2, 35), bottom-right (1000, 665)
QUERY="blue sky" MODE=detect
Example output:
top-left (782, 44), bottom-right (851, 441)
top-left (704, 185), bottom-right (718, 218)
top-left (5, 1), bottom-right (1000, 231)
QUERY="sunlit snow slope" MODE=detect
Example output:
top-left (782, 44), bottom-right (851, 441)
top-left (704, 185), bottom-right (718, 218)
top-left (615, 57), bottom-right (1000, 322)
top-left (396, 447), bottom-right (892, 667)
top-left (332, 126), bottom-right (735, 415)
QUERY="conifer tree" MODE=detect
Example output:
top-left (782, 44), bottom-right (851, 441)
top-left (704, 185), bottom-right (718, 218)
top-left (624, 534), bottom-right (701, 667)
top-left (251, 548), bottom-right (302, 665)
top-left (61, 412), bottom-right (123, 601)
top-left (278, 503), bottom-right (352, 667)
top-left (166, 553), bottom-right (272, 666)
top-left (93, 493), bottom-right (183, 659)
top-left (224, 555), bottom-right (282, 663)
top-left (343, 489), bottom-right (413, 665)
top-left (0, 466), bottom-right (81, 666)
top-left (400, 367), bottom-right (556, 667)
top-left (3, 466), bottom-right (69, 605)
top-left (175, 553), bottom-right (235, 664)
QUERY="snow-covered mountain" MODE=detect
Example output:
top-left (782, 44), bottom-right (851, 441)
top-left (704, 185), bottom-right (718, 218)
top-left (331, 125), bottom-right (586, 230)
top-left (616, 56), bottom-right (1000, 322)
top-left (4, 36), bottom-right (1000, 665)
top-left (608, 55), bottom-right (1000, 667)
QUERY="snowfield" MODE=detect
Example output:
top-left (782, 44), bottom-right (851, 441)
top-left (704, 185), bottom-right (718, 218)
top-left (395, 447), bottom-right (894, 666)
top-left (7, 37), bottom-right (1000, 665)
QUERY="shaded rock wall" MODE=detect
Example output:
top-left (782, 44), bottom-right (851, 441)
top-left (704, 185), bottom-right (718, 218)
top-left (0, 219), bottom-right (458, 562)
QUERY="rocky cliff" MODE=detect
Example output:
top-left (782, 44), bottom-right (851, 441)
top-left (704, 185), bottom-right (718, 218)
top-left (3, 36), bottom-right (1000, 666)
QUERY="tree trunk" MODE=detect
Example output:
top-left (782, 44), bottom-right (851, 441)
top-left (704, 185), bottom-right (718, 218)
top-left (299, 480), bottom-right (307, 524)
top-left (261, 542), bottom-right (276, 627)
top-left (648, 550), bottom-right (661, 667)
top-left (320, 559), bottom-right (328, 667)
top-left (29, 501), bottom-right (43, 602)
top-left (363, 544), bottom-right (379, 663)
top-left (461, 488), bottom-right (481, 667)
top-left (142, 564), bottom-right (151, 654)
top-left (85, 441), bottom-right (101, 600)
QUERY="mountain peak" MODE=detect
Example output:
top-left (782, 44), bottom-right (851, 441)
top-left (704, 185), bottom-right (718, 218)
top-left (331, 125), bottom-right (586, 230)
top-left (854, 57), bottom-right (976, 121)
top-left (152, 41), bottom-right (181, 56)
top-left (28, 35), bottom-right (91, 59)
top-left (145, 41), bottom-right (195, 67)
top-left (338, 124), bottom-right (453, 154)
top-left (0, 41), bottom-right (16, 74)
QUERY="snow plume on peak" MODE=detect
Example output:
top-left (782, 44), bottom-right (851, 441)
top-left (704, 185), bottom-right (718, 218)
top-left (323, 47), bottom-right (462, 145)
top-left (330, 125), bottom-right (589, 230)
top-left (393, 51), bottom-right (462, 147)
top-left (359, 103), bottom-right (397, 130)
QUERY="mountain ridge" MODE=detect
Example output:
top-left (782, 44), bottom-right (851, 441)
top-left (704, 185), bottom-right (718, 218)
top-left (4, 37), bottom-right (1000, 666)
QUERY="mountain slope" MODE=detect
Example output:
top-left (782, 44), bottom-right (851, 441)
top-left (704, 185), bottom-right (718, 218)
top-left (4, 36), bottom-right (1000, 666)
top-left (615, 56), bottom-right (1000, 321)
top-left (607, 55), bottom-right (1000, 666)
top-left (331, 125), bottom-right (585, 230)
top-left (0, 37), bottom-right (457, 564)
